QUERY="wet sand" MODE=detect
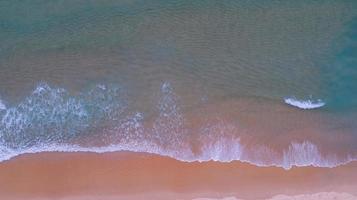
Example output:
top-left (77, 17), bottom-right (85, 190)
top-left (0, 152), bottom-right (356, 200)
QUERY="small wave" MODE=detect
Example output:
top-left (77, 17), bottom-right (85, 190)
top-left (1, 138), bottom-right (355, 170)
top-left (282, 141), bottom-right (346, 169)
top-left (197, 122), bottom-right (243, 162)
top-left (0, 82), bottom-right (126, 149)
top-left (284, 97), bottom-right (325, 109)
top-left (0, 97), bottom-right (5, 110)
top-left (0, 82), bottom-right (355, 169)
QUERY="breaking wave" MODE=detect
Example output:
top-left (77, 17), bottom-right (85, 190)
top-left (284, 97), bottom-right (325, 109)
top-left (0, 97), bottom-right (5, 110)
top-left (0, 82), bottom-right (355, 169)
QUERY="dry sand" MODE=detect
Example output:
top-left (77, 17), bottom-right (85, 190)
top-left (0, 152), bottom-right (356, 200)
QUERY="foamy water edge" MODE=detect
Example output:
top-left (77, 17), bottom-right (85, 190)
top-left (193, 192), bottom-right (357, 200)
top-left (0, 82), bottom-right (355, 169)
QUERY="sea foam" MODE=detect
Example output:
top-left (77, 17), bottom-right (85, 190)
top-left (0, 97), bottom-right (5, 110)
top-left (0, 82), bottom-right (355, 169)
top-left (192, 192), bottom-right (357, 200)
top-left (284, 97), bottom-right (325, 109)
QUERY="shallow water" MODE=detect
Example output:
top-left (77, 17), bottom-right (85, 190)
top-left (0, 0), bottom-right (357, 169)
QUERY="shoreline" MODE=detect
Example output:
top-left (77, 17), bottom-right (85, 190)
top-left (0, 151), bottom-right (356, 200)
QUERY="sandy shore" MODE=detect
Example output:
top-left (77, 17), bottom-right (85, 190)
top-left (0, 151), bottom-right (356, 200)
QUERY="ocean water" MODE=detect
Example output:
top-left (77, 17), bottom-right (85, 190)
top-left (0, 0), bottom-right (357, 169)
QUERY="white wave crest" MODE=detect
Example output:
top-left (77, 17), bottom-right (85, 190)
top-left (0, 97), bottom-right (5, 110)
top-left (0, 82), bottom-right (126, 149)
top-left (198, 121), bottom-right (242, 162)
top-left (284, 97), bottom-right (325, 109)
top-left (0, 136), bottom-right (355, 170)
top-left (0, 82), bottom-right (355, 170)
top-left (282, 141), bottom-right (342, 169)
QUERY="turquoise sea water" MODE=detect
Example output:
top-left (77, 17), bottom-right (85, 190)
top-left (323, 18), bottom-right (357, 111)
top-left (0, 0), bottom-right (356, 168)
